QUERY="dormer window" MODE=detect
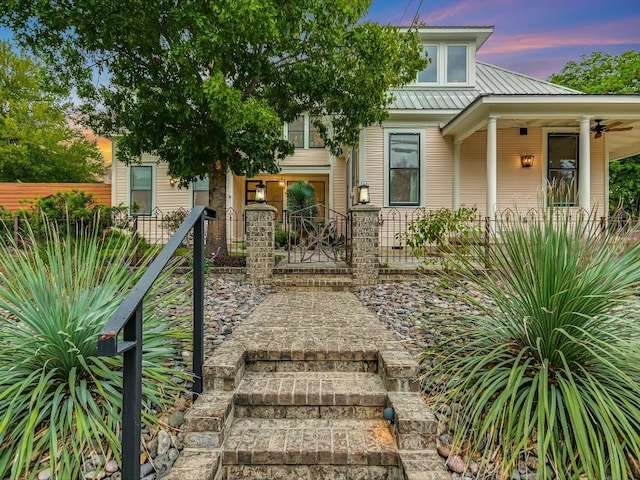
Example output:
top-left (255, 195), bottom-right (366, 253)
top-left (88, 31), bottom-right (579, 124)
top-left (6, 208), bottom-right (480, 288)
top-left (417, 43), bottom-right (472, 86)
top-left (447, 45), bottom-right (468, 83)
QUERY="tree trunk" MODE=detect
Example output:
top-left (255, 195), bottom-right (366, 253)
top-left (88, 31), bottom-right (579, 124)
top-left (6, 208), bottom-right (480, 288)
top-left (206, 161), bottom-right (228, 257)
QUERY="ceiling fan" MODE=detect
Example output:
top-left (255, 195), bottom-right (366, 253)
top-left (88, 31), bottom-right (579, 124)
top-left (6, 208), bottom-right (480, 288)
top-left (591, 119), bottom-right (633, 139)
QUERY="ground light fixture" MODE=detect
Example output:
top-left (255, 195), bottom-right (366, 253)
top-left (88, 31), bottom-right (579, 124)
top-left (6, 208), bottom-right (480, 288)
top-left (255, 182), bottom-right (266, 203)
top-left (383, 406), bottom-right (395, 425)
top-left (358, 184), bottom-right (370, 204)
top-left (520, 154), bottom-right (535, 168)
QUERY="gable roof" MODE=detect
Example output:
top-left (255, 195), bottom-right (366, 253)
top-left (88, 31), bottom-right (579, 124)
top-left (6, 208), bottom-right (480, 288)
top-left (389, 61), bottom-right (581, 112)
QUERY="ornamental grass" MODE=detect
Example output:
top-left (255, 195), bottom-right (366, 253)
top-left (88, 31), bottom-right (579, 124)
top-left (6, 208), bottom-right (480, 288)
top-left (0, 219), bottom-right (190, 479)
top-left (421, 208), bottom-right (640, 479)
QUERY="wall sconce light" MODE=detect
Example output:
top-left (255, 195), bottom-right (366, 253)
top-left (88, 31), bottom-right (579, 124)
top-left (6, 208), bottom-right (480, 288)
top-left (520, 154), bottom-right (535, 168)
top-left (169, 177), bottom-right (178, 187)
top-left (255, 181), bottom-right (266, 203)
top-left (278, 177), bottom-right (285, 188)
top-left (358, 184), bottom-right (370, 204)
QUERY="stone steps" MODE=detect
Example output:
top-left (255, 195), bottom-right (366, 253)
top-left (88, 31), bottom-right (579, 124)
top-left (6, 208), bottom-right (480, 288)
top-left (166, 291), bottom-right (448, 480)
top-left (272, 266), bottom-right (354, 291)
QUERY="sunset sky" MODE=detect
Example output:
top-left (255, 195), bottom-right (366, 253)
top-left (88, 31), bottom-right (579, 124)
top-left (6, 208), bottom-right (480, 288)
top-left (366, 0), bottom-right (640, 79)
top-left (0, 1), bottom-right (638, 81)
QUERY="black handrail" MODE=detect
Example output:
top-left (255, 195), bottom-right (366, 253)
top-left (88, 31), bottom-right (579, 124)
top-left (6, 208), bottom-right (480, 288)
top-left (97, 205), bottom-right (216, 480)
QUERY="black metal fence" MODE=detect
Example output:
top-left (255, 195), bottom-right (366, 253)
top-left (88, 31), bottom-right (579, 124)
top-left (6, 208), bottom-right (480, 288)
top-left (379, 207), bottom-right (640, 266)
top-left (97, 205), bottom-right (216, 480)
top-left (3, 206), bottom-right (246, 257)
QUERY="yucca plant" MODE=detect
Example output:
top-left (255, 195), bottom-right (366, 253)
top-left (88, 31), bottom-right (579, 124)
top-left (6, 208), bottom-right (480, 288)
top-left (0, 218), bottom-right (190, 479)
top-left (421, 207), bottom-right (640, 479)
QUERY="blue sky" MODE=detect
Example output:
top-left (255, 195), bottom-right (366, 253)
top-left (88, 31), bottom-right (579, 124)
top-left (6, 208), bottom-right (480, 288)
top-left (1, 1), bottom-right (639, 80)
top-left (366, 0), bottom-right (640, 79)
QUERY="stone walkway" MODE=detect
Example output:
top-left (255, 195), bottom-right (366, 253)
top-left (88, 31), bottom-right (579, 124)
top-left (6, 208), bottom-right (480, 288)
top-left (167, 291), bottom-right (447, 480)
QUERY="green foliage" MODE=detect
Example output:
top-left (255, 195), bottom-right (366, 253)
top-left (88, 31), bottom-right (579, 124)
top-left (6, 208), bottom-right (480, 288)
top-left (0, 41), bottom-right (104, 182)
top-left (274, 223), bottom-right (299, 249)
top-left (399, 207), bottom-right (479, 258)
top-left (550, 51), bottom-right (640, 216)
top-left (20, 190), bottom-right (114, 240)
top-left (421, 207), bottom-right (640, 479)
top-left (0, 1), bottom-right (426, 252)
top-left (609, 155), bottom-right (640, 216)
top-left (0, 219), bottom-right (189, 479)
top-left (286, 181), bottom-right (318, 217)
top-left (549, 51), bottom-right (640, 94)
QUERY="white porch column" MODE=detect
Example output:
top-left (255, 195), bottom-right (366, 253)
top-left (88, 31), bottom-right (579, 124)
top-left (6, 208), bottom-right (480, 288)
top-left (452, 140), bottom-right (461, 210)
top-left (486, 116), bottom-right (498, 220)
top-left (579, 116), bottom-right (591, 213)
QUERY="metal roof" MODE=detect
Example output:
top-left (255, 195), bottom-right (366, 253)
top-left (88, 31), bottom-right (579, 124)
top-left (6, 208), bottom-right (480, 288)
top-left (389, 62), bottom-right (581, 111)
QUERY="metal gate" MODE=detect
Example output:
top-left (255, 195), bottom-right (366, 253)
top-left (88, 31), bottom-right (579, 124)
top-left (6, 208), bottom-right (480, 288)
top-left (286, 204), bottom-right (350, 264)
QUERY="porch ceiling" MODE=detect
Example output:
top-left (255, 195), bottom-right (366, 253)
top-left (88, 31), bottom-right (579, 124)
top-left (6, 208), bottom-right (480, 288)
top-left (442, 95), bottom-right (640, 160)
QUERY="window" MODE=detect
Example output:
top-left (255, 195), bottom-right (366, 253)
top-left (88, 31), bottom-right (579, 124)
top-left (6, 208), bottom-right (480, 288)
top-left (416, 43), bottom-right (471, 85)
top-left (447, 45), bottom-right (467, 83)
top-left (389, 133), bottom-right (420, 206)
top-left (130, 165), bottom-right (153, 215)
top-left (288, 116), bottom-right (305, 148)
top-left (192, 177), bottom-right (209, 206)
top-left (286, 114), bottom-right (327, 149)
top-left (548, 133), bottom-right (578, 205)
top-left (309, 116), bottom-right (325, 148)
top-left (418, 45), bottom-right (438, 83)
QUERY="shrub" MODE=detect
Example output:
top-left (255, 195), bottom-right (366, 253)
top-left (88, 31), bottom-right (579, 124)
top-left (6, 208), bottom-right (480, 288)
top-left (421, 207), bottom-right (640, 479)
top-left (399, 207), bottom-right (479, 258)
top-left (0, 219), bottom-right (189, 479)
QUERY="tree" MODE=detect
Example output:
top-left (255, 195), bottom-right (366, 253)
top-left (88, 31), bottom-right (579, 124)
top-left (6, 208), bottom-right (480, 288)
top-left (0, 42), bottom-right (104, 183)
top-left (0, 0), bottom-right (425, 255)
top-left (550, 51), bottom-right (640, 215)
top-left (549, 51), bottom-right (640, 95)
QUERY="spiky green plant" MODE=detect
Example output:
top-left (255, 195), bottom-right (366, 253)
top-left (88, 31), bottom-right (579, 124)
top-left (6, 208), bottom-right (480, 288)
top-left (0, 219), bottom-right (190, 479)
top-left (421, 207), bottom-right (640, 479)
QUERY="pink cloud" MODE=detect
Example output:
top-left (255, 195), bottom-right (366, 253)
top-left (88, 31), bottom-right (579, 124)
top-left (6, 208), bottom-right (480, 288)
top-left (481, 16), bottom-right (640, 55)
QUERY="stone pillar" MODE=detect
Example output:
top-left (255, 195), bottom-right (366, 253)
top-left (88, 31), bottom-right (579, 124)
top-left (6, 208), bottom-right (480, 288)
top-left (350, 204), bottom-right (381, 286)
top-left (245, 203), bottom-right (276, 285)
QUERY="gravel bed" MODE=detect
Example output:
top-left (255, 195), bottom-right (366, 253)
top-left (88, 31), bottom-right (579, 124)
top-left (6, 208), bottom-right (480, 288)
top-left (23, 276), bottom-right (549, 480)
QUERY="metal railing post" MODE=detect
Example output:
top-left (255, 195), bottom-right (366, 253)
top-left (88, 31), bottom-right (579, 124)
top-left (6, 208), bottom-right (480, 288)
top-left (193, 213), bottom-right (205, 397)
top-left (484, 216), bottom-right (491, 270)
top-left (121, 304), bottom-right (143, 480)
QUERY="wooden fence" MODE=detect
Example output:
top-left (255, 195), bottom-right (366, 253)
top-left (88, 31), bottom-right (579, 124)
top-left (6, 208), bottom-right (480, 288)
top-left (0, 183), bottom-right (111, 211)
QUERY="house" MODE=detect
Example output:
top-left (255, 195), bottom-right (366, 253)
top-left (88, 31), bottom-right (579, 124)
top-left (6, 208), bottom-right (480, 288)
top-left (110, 26), bottom-right (640, 246)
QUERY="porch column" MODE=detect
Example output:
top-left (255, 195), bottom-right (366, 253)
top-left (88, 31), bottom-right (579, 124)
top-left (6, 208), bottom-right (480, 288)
top-left (486, 116), bottom-right (498, 220)
top-left (579, 116), bottom-right (591, 213)
top-left (452, 140), bottom-right (461, 210)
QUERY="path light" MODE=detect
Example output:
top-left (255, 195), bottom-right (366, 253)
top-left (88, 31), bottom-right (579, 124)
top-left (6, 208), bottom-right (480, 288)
top-left (255, 181), bottom-right (266, 203)
top-left (383, 406), bottom-right (395, 425)
top-left (520, 154), bottom-right (535, 168)
top-left (358, 184), bottom-right (370, 204)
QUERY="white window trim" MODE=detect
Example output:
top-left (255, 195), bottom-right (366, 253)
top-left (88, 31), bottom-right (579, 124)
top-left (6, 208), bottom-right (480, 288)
top-left (416, 42), bottom-right (475, 87)
top-left (384, 129), bottom-right (426, 207)
top-left (127, 163), bottom-right (156, 216)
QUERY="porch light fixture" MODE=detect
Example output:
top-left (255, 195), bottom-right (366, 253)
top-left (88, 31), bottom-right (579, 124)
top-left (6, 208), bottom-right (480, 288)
top-left (358, 184), bottom-right (370, 204)
top-left (278, 177), bottom-right (285, 188)
top-left (255, 181), bottom-right (266, 203)
top-left (520, 154), bottom-right (535, 168)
